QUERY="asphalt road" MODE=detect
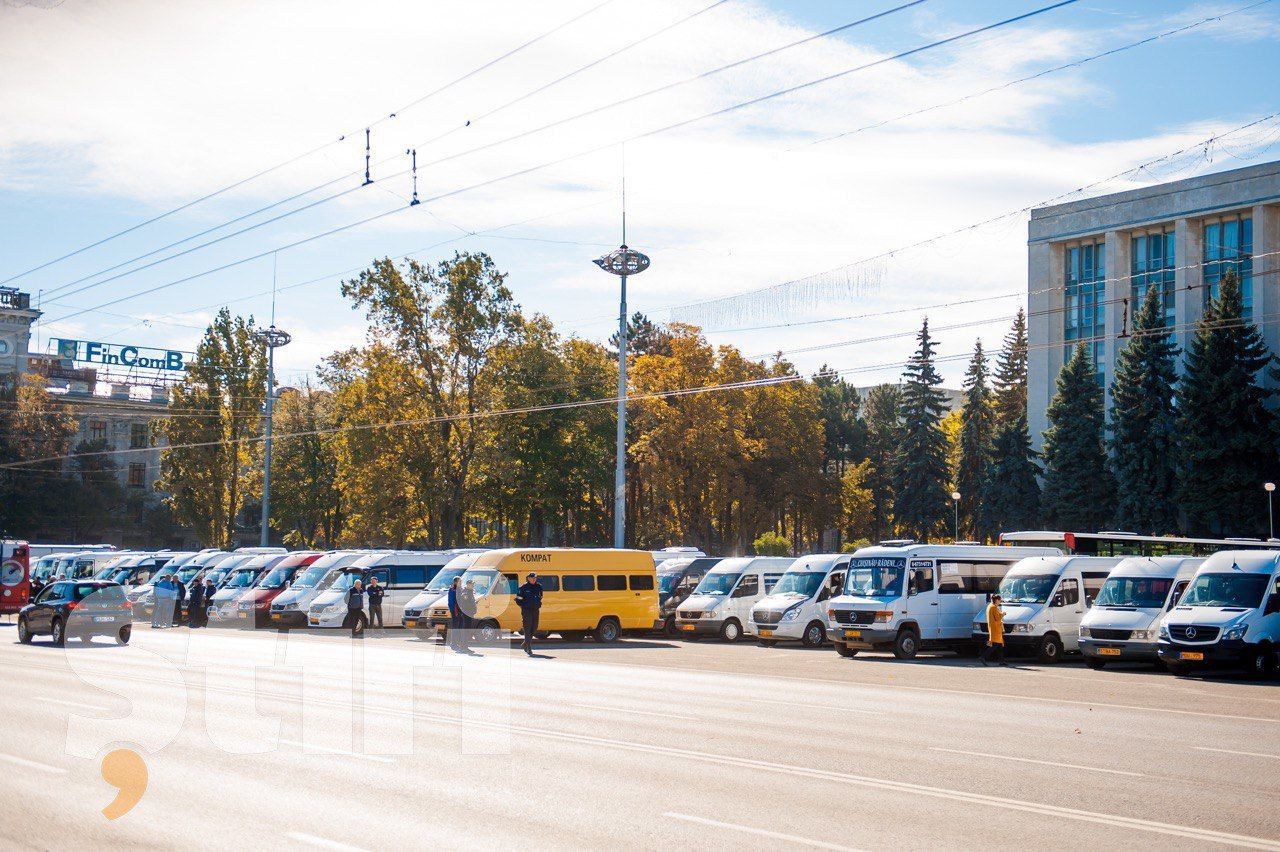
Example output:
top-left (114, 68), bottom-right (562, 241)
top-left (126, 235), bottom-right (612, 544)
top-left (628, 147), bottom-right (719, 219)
top-left (2, 621), bottom-right (1279, 850)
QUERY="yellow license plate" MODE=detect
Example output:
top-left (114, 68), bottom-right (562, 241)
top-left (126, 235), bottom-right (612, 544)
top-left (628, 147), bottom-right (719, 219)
top-left (1180, 651), bottom-right (1205, 661)
top-left (759, 629), bottom-right (773, 637)
top-left (271, 614), bottom-right (281, 620)
top-left (239, 612), bottom-right (248, 619)
top-left (681, 623), bottom-right (695, 631)
top-left (843, 629), bottom-right (861, 639)
top-left (404, 620), bottom-right (417, 629)
top-left (1098, 648), bottom-right (1122, 656)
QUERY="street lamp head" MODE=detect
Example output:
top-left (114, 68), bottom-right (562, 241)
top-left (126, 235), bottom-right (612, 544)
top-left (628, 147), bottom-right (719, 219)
top-left (593, 245), bottom-right (651, 277)
top-left (254, 325), bottom-right (292, 349)
top-left (951, 491), bottom-right (961, 501)
top-left (1267, 482), bottom-right (1277, 492)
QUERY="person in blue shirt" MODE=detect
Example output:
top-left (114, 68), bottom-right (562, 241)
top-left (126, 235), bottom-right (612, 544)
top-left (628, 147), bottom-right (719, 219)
top-left (515, 573), bottom-right (543, 657)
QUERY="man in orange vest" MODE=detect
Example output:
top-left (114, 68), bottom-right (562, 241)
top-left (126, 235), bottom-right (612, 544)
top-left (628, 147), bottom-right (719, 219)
top-left (981, 594), bottom-right (1006, 666)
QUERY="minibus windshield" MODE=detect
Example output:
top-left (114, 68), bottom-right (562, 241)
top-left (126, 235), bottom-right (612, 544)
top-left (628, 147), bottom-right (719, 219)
top-left (998, 574), bottom-right (1058, 605)
top-left (1095, 576), bottom-right (1173, 608)
top-left (203, 569), bottom-right (230, 587)
top-left (658, 572), bottom-right (682, 594)
top-left (843, 559), bottom-right (905, 598)
top-left (292, 566), bottom-right (329, 589)
top-left (462, 570), bottom-right (509, 596)
top-left (426, 567), bottom-right (466, 592)
top-left (772, 570), bottom-right (826, 597)
top-left (694, 572), bottom-right (741, 596)
top-left (332, 571), bottom-right (364, 591)
top-left (177, 567), bottom-right (203, 584)
top-left (1181, 573), bottom-right (1270, 608)
top-left (224, 570), bottom-right (258, 589)
top-left (257, 567), bottom-right (292, 589)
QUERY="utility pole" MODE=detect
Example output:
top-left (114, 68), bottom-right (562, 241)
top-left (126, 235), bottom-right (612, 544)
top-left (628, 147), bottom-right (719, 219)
top-left (254, 256), bottom-right (291, 547)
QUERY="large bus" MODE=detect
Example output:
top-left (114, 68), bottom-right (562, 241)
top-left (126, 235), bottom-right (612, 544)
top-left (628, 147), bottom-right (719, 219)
top-left (1000, 531), bottom-right (1280, 557)
top-left (1, 540), bottom-right (31, 614)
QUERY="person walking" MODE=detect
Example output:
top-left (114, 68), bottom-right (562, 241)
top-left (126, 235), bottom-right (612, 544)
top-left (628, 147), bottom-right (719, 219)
top-left (982, 594), bottom-right (1006, 666)
top-left (457, 579), bottom-right (478, 653)
top-left (447, 577), bottom-right (464, 651)
top-left (344, 579), bottom-right (367, 638)
top-left (152, 578), bottom-right (171, 629)
top-left (188, 579), bottom-right (206, 629)
top-left (366, 576), bottom-right (385, 630)
top-left (515, 572), bottom-right (543, 657)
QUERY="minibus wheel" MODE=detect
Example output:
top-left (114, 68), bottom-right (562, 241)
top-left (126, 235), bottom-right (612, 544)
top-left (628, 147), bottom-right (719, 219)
top-left (719, 619), bottom-right (743, 642)
top-left (801, 621), bottom-right (826, 648)
top-left (476, 620), bottom-right (501, 644)
top-left (117, 625), bottom-right (132, 645)
top-left (892, 628), bottom-right (919, 660)
top-left (1036, 634), bottom-right (1063, 664)
top-left (1247, 645), bottom-right (1276, 679)
top-left (834, 642), bottom-right (858, 658)
top-left (594, 618), bottom-right (621, 643)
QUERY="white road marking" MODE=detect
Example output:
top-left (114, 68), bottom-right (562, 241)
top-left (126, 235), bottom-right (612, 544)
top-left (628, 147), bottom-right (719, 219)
top-left (38, 696), bottom-right (110, 712)
top-left (0, 752), bottom-right (67, 775)
top-left (277, 739), bottom-right (395, 764)
top-left (930, 747), bottom-right (1145, 778)
top-left (664, 812), bottom-right (865, 851)
top-left (750, 696), bottom-right (879, 714)
top-left (286, 831), bottom-right (371, 852)
top-left (1194, 746), bottom-right (1280, 760)
top-left (569, 703), bottom-right (695, 720)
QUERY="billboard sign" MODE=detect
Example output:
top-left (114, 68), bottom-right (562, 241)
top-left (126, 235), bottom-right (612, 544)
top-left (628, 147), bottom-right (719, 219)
top-left (52, 338), bottom-right (186, 372)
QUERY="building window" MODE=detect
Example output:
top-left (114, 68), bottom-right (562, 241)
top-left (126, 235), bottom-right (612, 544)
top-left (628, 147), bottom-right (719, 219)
top-left (128, 463), bottom-right (146, 488)
top-left (1130, 229), bottom-right (1176, 332)
top-left (1064, 240), bottom-right (1106, 381)
top-left (89, 420), bottom-right (107, 441)
top-left (1204, 214), bottom-right (1253, 317)
top-left (130, 423), bottom-right (149, 449)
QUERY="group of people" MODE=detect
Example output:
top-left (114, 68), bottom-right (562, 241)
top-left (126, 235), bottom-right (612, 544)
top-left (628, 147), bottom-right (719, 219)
top-left (150, 575), bottom-right (219, 628)
top-left (339, 576), bottom-right (386, 637)
top-left (442, 572), bottom-right (544, 656)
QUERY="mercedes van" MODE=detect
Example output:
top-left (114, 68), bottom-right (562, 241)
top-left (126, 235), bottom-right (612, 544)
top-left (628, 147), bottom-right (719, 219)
top-left (829, 543), bottom-right (1059, 659)
top-left (972, 555), bottom-right (1122, 663)
top-left (752, 554), bottom-right (849, 647)
top-left (267, 550), bottom-right (377, 628)
top-left (403, 551), bottom-right (487, 638)
top-left (1079, 556), bottom-right (1202, 668)
top-left (1158, 550), bottom-right (1280, 677)
top-left (234, 551), bottom-right (322, 627)
top-left (208, 553), bottom-right (287, 625)
top-left (655, 556), bottom-right (723, 636)
top-left (307, 551), bottom-right (467, 629)
top-left (674, 556), bottom-right (793, 642)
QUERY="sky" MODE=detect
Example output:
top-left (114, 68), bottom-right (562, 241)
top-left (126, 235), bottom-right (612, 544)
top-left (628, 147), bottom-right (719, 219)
top-left (2, 0), bottom-right (1279, 392)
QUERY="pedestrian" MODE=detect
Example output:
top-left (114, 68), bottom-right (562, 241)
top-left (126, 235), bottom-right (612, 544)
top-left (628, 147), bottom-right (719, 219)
top-left (201, 579), bottom-right (217, 628)
top-left (366, 576), bottom-right (385, 629)
top-left (173, 576), bottom-right (187, 626)
top-left (344, 579), bottom-right (366, 638)
top-left (981, 593), bottom-right (1006, 666)
top-left (188, 578), bottom-right (206, 629)
top-left (447, 577), bottom-right (463, 651)
top-left (458, 579), bottom-right (478, 653)
top-left (29, 576), bottom-right (44, 600)
top-left (152, 578), bottom-right (169, 628)
top-left (515, 572), bottom-right (543, 657)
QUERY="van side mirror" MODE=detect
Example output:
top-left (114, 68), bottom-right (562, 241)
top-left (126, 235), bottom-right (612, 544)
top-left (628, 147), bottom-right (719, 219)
top-left (907, 584), bottom-right (918, 597)
top-left (1051, 594), bottom-right (1064, 608)
top-left (1266, 594), bottom-right (1280, 616)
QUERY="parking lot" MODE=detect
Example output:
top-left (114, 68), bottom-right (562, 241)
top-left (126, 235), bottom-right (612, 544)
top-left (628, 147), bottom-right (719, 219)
top-left (2, 622), bottom-right (1278, 850)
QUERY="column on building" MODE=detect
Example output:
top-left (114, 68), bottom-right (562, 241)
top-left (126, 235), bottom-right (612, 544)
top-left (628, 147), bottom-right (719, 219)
top-left (1102, 230), bottom-right (1130, 409)
top-left (1174, 217), bottom-right (1203, 363)
top-left (1026, 240), bottom-right (1063, 448)
top-left (1252, 203), bottom-right (1280, 383)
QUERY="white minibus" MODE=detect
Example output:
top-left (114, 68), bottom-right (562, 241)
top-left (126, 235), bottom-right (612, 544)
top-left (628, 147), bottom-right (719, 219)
top-left (308, 551), bottom-right (469, 628)
top-left (1078, 556), bottom-right (1202, 668)
top-left (674, 556), bottom-right (793, 641)
top-left (268, 550), bottom-right (379, 628)
top-left (403, 551), bottom-right (488, 637)
top-left (751, 554), bottom-right (848, 647)
top-left (829, 543), bottom-right (1058, 659)
top-left (972, 555), bottom-right (1121, 663)
top-left (1158, 550), bottom-right (1280, 677)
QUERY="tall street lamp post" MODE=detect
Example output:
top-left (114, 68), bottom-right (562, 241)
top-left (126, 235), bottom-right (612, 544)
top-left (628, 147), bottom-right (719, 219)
top-left (1266, 482), bottom-right (1276, 540)
top-left (255, 325), bottom-right (291, 547)
top-left (593, 245), bottom-right (651, 549)
top-left (951, 491), bottom-right (961, 543)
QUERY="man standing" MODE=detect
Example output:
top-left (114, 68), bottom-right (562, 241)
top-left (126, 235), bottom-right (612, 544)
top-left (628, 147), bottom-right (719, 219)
top-left (345, 579), bottom-right (366, 638)
top-left (188, 578), bottom-right (206, 630)
top-left (152, 577), bottom-right (171, 629)
top-left (366, 576), bottom-right (385, 630)
top-left (447, 577), bottom-right (463, 651)
top-left (982, 594), bottom-right (1006, 666)
top-left (515, 572), bottom-right (543, 657)
top-left (457, 579), bottom-right (478, 654)
top-left (173, 576), bottom-right (187, 626)
top-left (201, 578), bottom-right (217, 628)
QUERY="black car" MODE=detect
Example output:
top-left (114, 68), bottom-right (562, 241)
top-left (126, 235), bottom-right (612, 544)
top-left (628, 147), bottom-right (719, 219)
top-left (17, 580), bottom-right (133, 646)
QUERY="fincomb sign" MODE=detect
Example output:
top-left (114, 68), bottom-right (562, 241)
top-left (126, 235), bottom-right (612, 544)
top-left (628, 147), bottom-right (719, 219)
top-left (52, 339), bottom-right (187, 372)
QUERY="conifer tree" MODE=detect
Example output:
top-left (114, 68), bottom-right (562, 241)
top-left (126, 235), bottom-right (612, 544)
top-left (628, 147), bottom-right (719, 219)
top-left (1109, 284), bottom-right (1179, 534)
top-left (992, 307), bottom-right (1028, 427)
top-left (892, 319), bottom-right (951, 541)
top-left (981, 311), bottom-right (1041, 535)
top-left (1176, 269), bottom-right (1278, 536)
top-left (955, 340), bottom-right (996, 540)
top-left (862, 384), bottom-right (902, 542)
top-left (1041, 343), bottom-right (1115, 529)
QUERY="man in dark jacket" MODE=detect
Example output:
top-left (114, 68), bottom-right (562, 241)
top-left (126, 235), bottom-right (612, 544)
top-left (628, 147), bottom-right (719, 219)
top-left (457, 579), bottom-right (478, 653)
top-left (173, 577), bottom-right (187, 626)
top-left (366, 576), bottom-right (385, 629)
top-left (187, 579), bottom-right (205, 629)
top-left (447, 577), bottom-right (463, 651)
top-left (345, 580), bottom-right (366, 637)
top-left (515, 573), bottom-right (543, 657)
top-left (201, 579), bottom-right (217, 628)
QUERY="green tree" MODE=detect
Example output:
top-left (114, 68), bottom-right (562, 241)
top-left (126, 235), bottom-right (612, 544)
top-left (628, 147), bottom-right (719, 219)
top-left (955, 340), bottom-right (996, 541)
top-left (63, 438), bottom-right (125, 541)
top-left (862, 383), bottom-right (902, 541)
top-left (157, 308), bottom-right (267, 547)
top-left (609, 312), bottom-right (672, 357)
top-left (752, 530), bottom-right (790, 556)
top-left (840, 458), bottom-right (876, 543)
top-left (1176, 269), bottom-right (1278, 536)
top-left (892, 319), bottom-right (951, 541)
top-left (0, 376), bottom-right (77, 538)
top-left (270, 383), bottom-right (344, 548)
top-left (1109, 285), bottom-right (1180, 534)
top-left (992, 308), bottom-right (1028, 426)
top-left (980, 414), bottom-right (1041, 533)
top-left (813, 368), bottom-right (865, 475)
top-left (1041, 343), bottom-right (1115, 529)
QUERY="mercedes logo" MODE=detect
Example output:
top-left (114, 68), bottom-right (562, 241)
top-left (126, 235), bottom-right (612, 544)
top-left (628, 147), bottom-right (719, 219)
top-left (1185, 627), bottom-right (1197, 639)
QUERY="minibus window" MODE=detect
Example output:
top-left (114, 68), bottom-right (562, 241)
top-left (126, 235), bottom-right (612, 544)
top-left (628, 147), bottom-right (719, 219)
top-left (844, 559), bottom-right (905, 598)
top-left (1095, 577), bottom-right (1173, 608)
top-left (1182, 573), bottom-right (1269, 608)
top-left (539, 576), bottom-right (560, 592)
top-left (391, 567), bottom-right (426, 587)
top-left (658, 573), bottom-right (679, 593)
top-left (694, 572), bottom-right (741, 595)
top-left (598, 575), bottom-right (626, 591)
top-left (563, 575), bottom-right (594, 592)
top-left (732, 575), bottom-right (759, 598)
top-left (1056, 579), bottom-right (1079, 606)
top-left (1082, 573), bottom-right (1108, 606)
top-left (909, 568), bottom-right (935, 595)
top-left (629, 575), bottom-right (654, 591)
top-left (1167, 580), bottom-right (1190, 609)
top-left (772, 571), bottom-right (826, 598)
top-left (292, 566), bottom-right (328, 589)
top-left (997, 574), bottom-right (1058, 605)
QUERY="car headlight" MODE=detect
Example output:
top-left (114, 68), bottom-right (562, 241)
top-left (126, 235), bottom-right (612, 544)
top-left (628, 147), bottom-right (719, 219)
top-left (1130, 628), bottom-right (1155, 641)
top-left (1223, 623), bottom-right (1248, 642)
top-left (1079, 627), bottom-right (1091, 638)
top-left (873, 610), bottom-right (894, 623)
top-left (1007, 623), bottom-right (1032, 633)
top-left (1159, 622), bottom-right (1171, 639)
top-left (780, 608), bottom-right (801, 623)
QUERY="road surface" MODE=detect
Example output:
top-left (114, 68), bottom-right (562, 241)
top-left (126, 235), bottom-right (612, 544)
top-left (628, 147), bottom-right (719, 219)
top-left (1, 622), bottom-right (1278, 850)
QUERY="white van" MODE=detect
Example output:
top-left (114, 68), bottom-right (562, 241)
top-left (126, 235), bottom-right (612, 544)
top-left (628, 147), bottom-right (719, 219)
top-left (307, 551), bottom-right (467, 628)
top-left (1158, 550), bottom-right (1280, 677)
top-left (27, 543), bottom-right (115, 560)
top-left (403, 551), bottom-right (487, 637)
top-left (268, 550), bottom-right (379, 628)
top-left (674, 556), bottom-right (793, 641)
top-left (829, 543), bottom-right (1059, 659)
top-left (126, 552), bottom-right (199, 606)
top-left (751, 554), bottom-right (848, 647)
top-left (1079, 556), bottom-right (1203, 669)
top-left (972, 555), bottom-right (1122, 663)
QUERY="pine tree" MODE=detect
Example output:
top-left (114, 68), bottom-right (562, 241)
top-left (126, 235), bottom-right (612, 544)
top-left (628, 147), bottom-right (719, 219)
top-left (862, 383), bottom-right (903, 542)
top-left (955, 340), bottom-right (996, 540)
top-left (992, 307), bottom-right (1028, 427)
top-left (980, 414), bottom-right (1041, 533)
top-left (1041, 343), bottom-right (1116, 529)
top-left (1176, 269), bottom-right (1278, 536)
top-left (1109, 284), bottom-right (1179, 534)
top-left (892, 319), bottom-right (951, 541)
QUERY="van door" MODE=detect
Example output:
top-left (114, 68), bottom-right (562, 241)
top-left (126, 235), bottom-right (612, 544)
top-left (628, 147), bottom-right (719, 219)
top-left (1049, 576), bottom-right (1083, 648)
top-left (906, 563), bottom-right (939, 638)
top-left (730, 572), bottom-right (760, 628)
top-left (386, 566), bottom-right (424, 622)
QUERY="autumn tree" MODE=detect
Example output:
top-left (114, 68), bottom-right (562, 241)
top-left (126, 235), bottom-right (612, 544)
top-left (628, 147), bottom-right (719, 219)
top-left (0, 376), bottom-right (77, 537)
top-left (269, 383), bottom-right (344, 548)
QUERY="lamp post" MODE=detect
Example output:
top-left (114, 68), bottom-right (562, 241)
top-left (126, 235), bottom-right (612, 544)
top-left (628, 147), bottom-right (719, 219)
top-left (593, 245), bottom-right (651, 548)
top-left (254, 325), bottom-right (291, 547)
top-left (951, 491), bottom-right (962, 543)
top-left (1266, 482), bottom-right (1276, 540)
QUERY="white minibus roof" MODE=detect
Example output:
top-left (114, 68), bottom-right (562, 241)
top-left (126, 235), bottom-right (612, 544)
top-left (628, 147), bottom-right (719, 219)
top-left (850, 543), bottom-right (1059, 560)
top-left (1193, 550), bottom-right (1280, 575)
top-left (782, 554), bottom-right (845, 572)
top-left (1107, 556), bottom-right (1204, 579)
top-left (351, 551), bottom-right (467, 569)
top-left (1004, 555), bottom-right (1123, 577)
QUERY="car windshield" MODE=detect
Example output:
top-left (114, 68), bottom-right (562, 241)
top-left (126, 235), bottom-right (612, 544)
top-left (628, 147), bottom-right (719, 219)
top-left (694, 572), bottom-right (741, 596)
top-left (225, 570), bottom-right (257, 589)
top-left (1181, 573), bottom-right (1270, 608)
top-left (426, 567), bottom-right (466, 592)
top-left (257, 568), bottom-right (292, 589)
top-left (772, 570), bottom-right (826, 598)
top-left (1095, 576), bottom-right (1174, 608)
top-left (998, 574), bottom-right (1059, 605)
top-left (843, 558), bottom-right (905, 598)
top-left (333, 571), bottom-right (364, 591)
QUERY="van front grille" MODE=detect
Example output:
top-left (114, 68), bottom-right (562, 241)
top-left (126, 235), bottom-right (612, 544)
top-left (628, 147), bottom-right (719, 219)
top-left (832, 610), bottom-right (875, 625)
top-left (1090, 628), bottom-right (1132, 641)
top-left (1169, 625), bottom-right (1219, 642)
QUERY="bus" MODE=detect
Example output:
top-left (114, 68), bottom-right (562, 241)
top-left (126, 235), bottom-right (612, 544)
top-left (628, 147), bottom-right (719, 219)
top-left (1, 540), bottom-right (30, 614)
top-left (1000, 531), bottom-right (1280, 557)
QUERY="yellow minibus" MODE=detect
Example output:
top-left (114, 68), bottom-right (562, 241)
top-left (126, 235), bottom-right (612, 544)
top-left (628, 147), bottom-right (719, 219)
top-left (438, 548), bottom-right (659, 643)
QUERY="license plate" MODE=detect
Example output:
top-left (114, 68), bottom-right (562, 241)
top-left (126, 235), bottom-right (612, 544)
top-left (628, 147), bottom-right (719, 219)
top-left (1180, 651), bottom-right (1205, 661)
top-left (271, 614), bottom-right (282, 620)
top-left (843, 629), bottom-right (861, 639)
top-left (681, 623), bottom-right (695, 631)
top-left (238, 612), bottom-right (249, 619)
top-left (404, 620), bottom-right (417, 629)
top-left (759, 629), bottom-right (773, 637)
top-left (1098, 647), bottom-right (1122, 656)
top-left (93, 616), bottom-right (114, 623)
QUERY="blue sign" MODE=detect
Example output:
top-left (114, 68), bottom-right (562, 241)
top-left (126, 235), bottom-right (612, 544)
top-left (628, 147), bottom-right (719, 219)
top-left (53, 339), bottom-right (186, 372)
